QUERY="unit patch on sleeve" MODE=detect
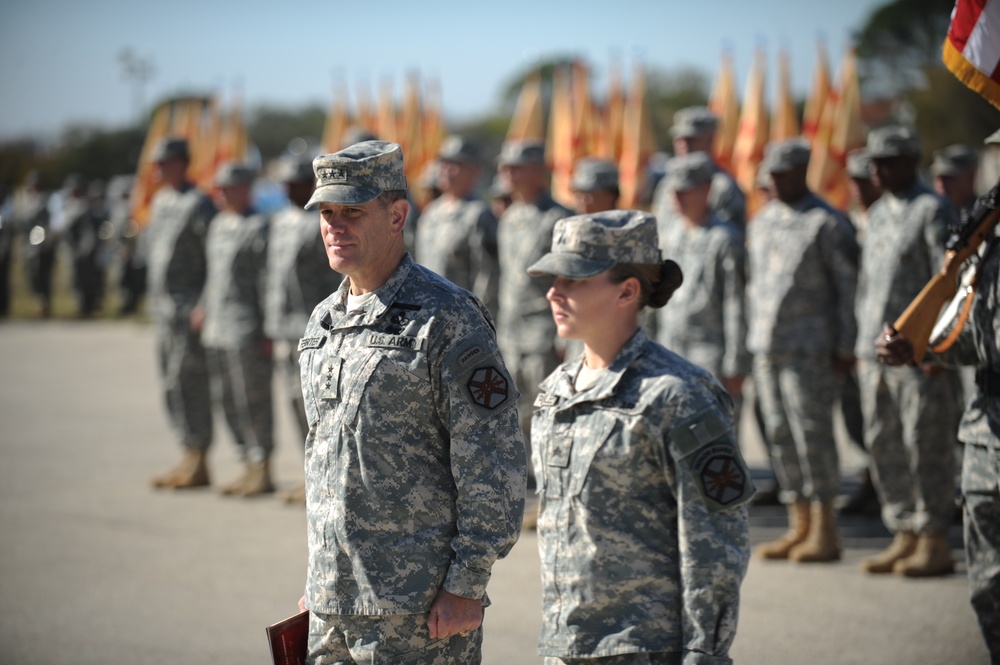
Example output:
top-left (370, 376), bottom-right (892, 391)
top-left (467, 366), bottom-right (509, 409)
top-left (671, 407), bottom-right (754, 511)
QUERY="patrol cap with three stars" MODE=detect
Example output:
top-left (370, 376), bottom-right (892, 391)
top-left (931, 144), bottom-right (979, 177)
top-left (498, 139), bottom-right (546, 167)
top-left (438, 135), bottom-right (480, 163)
top-left (571, 158), bottom-right (619, 192)
top-left (528, 209), bottom-right (662, 279)
top-left (761, 138), bottom-right (811, 174)
top-left (151, 137), bottom-right (190, 163)
top-left (846, 148), bottom-right (873, 179)
top-left (670, 106), bottom-right (719, 138)
top-left (662, 152), bottom-right (715, 191)
top-left (867, 125), bottom-right (921, 159)
top-left (214, 162), bottom-right (257, 188)
top-left (305, 140), bottom-right (407, 209)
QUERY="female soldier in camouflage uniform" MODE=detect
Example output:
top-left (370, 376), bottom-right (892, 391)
top-left (528, 210), bottom-right (753, 665)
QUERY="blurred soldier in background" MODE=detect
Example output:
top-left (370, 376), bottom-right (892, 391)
top-left (0, 186), bottom-right (12, 317)
top-left (106, 175), bottom-right (146, 316)
top-left (486, 175), bottom-right (513, 220)
top-left (495, 139), bottom-right (573, 498)
top-left (856, 127), bottom-right (962, 577)
top-left (415, 135), bottom-right (499, 316)
top-left (60, 175), bottom-right (105, 318)
top-left (846, 148), bottom-right (881, 245)
top-left (651, 106), bottom-right (747, 232)
top-left (265, 156), bottom-right (341, 504)
top-left (568, 158), bottom-right (619, 214)
top-left (655, 152), bottom-right (749, 416)
top-left (146, 138), bottom-right (216, 491)
top-left (202, 163), bottom-right (274, 498)
top-left (748, 139), bottom-right (859, 564)
top-left (932, 144), bottom-right (980, 216)
top-left (11, 172), bottom-right (56, 317)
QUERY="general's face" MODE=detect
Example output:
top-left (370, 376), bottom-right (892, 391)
top-left (318, 197), bottom-right (406, 275)
top-left (546, 271), bottom-right (625, 340)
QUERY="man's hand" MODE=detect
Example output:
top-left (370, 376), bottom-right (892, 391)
top-left (189, 306), bottom-right (205, 333)
top-left (298, 595), bottom-right (306, 613)
top-left (721, 375), bottom-right (744, 398)
top-left (833, 353), bottom-right (857, 376)
top-left (426, 588), bottom-right (482, 640)
top-left (875, 324), bottom-right (916, 366)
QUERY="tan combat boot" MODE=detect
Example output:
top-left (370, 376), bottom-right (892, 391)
top-left (755, 501), bottom-right (811, 560)
top-left (220, 460), bottom-right (275, 497)
top-left (860, 531), bottom-right (917, 574)
top-left (893, 532), bottom-right (954, 577)
top-left (788, 502), bottom-right (841, 563)
top-left (150, 447), bottom-right (210, 489)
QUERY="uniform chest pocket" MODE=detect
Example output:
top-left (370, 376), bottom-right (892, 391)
top-left (541, 414), bottom-right (617, 498)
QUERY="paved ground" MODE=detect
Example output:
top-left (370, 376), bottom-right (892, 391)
top-left (0, 321), bottom-right (989, 664)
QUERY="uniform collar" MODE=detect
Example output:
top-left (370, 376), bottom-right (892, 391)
top-left (543, 328), bottom-right (650, 406)
top-left (324, 253), bottom-right (415, 330)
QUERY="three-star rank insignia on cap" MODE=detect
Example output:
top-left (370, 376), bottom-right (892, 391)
top-left (317, 166), bottom-right (349, 183)
top-left (467, 366), bottom-right (508, 409)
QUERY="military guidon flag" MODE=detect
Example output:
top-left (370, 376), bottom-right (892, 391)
top-left (943, 0), bottom-right (1000, 110)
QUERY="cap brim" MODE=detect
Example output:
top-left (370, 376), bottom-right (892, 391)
top-left (527, 253), bottom-right (615, 279)
top-left (305, 184), bottom-right (381, 209)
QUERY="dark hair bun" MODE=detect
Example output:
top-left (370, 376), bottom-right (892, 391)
top-left (649, 259), bottom-right (683, 308)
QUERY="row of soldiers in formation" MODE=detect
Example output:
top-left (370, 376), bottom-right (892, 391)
top-left (0, 172), bottom-right (146, 319)
top-left (40, 108), bottom-right (985, 581)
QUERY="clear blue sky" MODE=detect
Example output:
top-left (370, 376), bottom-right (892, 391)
top-left (0, 0), bottom-right (883, 140)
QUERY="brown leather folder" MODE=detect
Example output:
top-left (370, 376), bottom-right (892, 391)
top-left (265, 610), bottom-right (308, 665)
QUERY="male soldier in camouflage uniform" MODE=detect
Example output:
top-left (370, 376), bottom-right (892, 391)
top-left (569, 158), bottom-right (619, 215)
top-left (414, 135), bottom-right (499, 316)
top-left (60, 175), bottom-right (104, 317)
top-left (201, 163), bottom-right (274, 497)
top-left (932, 144), bottom-right (980, 216)
top-left (655, 152), bottom-right (749, 401)
top-left (11, 172), bottom-right (57, 317)
top-left (651, 107), bottom-right (746, 233)
top-left (265, 156), bottom-right (342, 504)
top-left (296, 141), bottom-right (525, 664)
top-left (855, 126), bottom-right (962, 577)
top-left (877, 128), bottom-right (1000, 660)
top-left (496, 140), bottom-right (574, 445)
top-left (146, 138), bottom-right (216, 490)
top-left (528, 210), bottom-right (752, 664)
top-left (748, 139), bottom-right (859, 563)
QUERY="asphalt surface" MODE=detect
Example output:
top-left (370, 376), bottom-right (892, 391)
top-left (0, 321), bottom-right (989, 664)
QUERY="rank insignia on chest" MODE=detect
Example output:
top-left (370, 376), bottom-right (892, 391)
top-left (467, 366), bottom-right (509, 409)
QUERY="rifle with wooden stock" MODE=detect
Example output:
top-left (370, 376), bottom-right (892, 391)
top-left (892, 181), bottom-right (1000, 363)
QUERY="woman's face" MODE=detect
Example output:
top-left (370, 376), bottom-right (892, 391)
top-left (545, 271), bottom-right (628, 340)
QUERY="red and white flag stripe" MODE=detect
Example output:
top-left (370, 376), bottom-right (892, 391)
top-left (943, 0), bottom-right (1000, 109)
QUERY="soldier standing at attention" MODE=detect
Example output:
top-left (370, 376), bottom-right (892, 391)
top-left (495, 140), bottom-right (574, 450)
top-left (569, 158), bottom-right (620, 214)
top-left (932, 144), bottom-right (980, 216)
top-left (146, 138), bottom-right (217, 490)
top-left (748, 139), bottom-right (859, 563)
top-left (414, 135), bottom-right (500, 317)
top-left (529, 210), bottom-right (752, 664)
top-left (201, 163), bottom-right (274, 497)
top-left (265, 156), bottom-right (342, 504)
top-left (651, 107), bottom-right (746, 233)
top-left (655, 152), bottom-right (749, 404)
top-left (855, 127), bottom-right (962, 577)
top-left (295, 141), bottom-right (525, 664)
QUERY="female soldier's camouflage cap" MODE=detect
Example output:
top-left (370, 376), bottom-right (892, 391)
top-left (305, 140), bottom-right (407, 209)
top-left (527, 209), bottom-right (661, 279)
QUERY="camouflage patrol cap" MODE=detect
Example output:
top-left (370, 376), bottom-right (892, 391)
top-left (571, 158), bottom-right (619, 192)
top-left (274, 156), bottom-right (315, 184)
top-left (846, 148), bottom-right (873, 179)
top-left (528, 209), bottom-right (661, 278)
top-left (761, 138), bottom-right (811, 174)
top-left (931, 144), bottom-right (979, 177)
top-left (214, 162), bottom-right (256, 188)
top-left (985, 128), bottom-right (1000, 145)
top-left (867, 126), bottom-right (921, 159)
top-left (438, 135), bottom-right (479, 163)
top-left (662, 152), bottom-right (715, 191)
top-left (671, 107), bottom-right (719, 138)
top-left (151, 137), bottom-right (190, 163)
top-left (498, 139), bottom-right (546, 167)
top-left (305, 140), bottom-right (407, 209)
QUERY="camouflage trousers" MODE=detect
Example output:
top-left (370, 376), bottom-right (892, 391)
top-left (962, 441), bottom-right (1000, 661)
top-left (511, 349), bottom-right (561, 488)
top-left (857, 361), bottom-right (960, 534)
top-left (307, 611), bottom-right (482, 664)
top-left (752, 353), bottom-right (840, 503)
top-left (154, 320), bottom-right (212, 450)
top-left (206, 345), bottom-right (274, 463)
top-left (544, 654), bottom-right (680, 665)
top-left (274, 340), bottom-right (309, 442)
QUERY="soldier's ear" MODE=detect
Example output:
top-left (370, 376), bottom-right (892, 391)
top-left (617, 276), bottom-right (641, 308)
top-left (388, 198), bottom-right (409, 235)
